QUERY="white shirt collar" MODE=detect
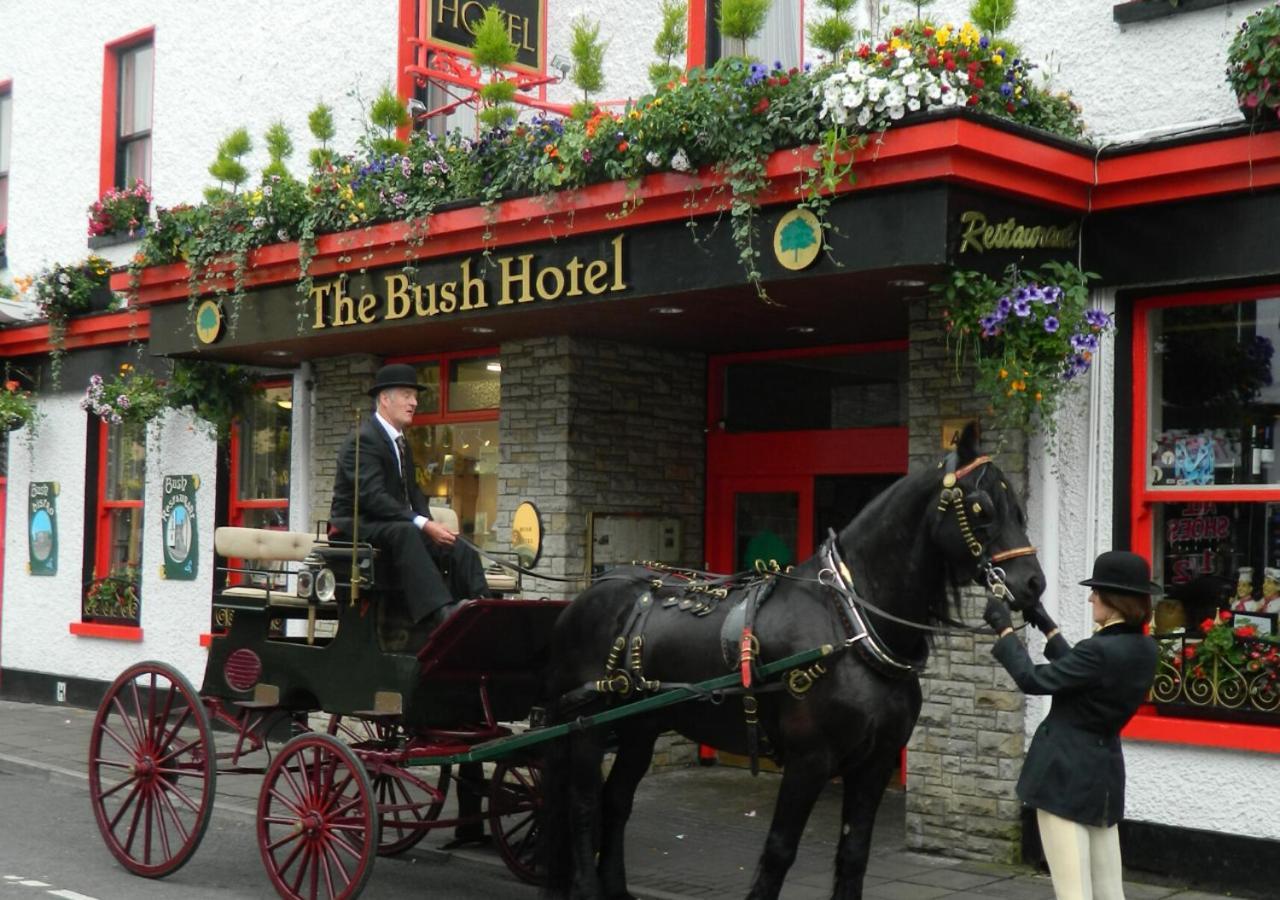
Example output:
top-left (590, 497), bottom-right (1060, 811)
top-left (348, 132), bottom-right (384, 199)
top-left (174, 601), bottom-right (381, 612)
top-left (374, 411), bottom-right (401, 442)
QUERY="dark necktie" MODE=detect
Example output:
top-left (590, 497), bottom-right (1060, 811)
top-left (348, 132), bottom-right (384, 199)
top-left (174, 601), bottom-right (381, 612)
top-left (394, 435), bottom-right (411, 504)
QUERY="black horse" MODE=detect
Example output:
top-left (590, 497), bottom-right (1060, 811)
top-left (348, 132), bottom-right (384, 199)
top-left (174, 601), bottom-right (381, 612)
top-left (538, 425), bottom-right (1046, 900)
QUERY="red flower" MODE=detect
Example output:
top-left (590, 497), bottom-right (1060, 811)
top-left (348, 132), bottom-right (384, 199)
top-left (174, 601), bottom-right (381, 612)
top-left (882, 57), bottom-right (894, 68)
top-left (892, 27), bottom-right (903, 36)
top-left (4, 380), bottom-right (18, 392)
top-left (778, 75), bottom-right (789, 86)
top-left (973, 76), bottom-right (985, 89)
top-left (1005, 101), bottom-right (1015, 113)
top-left (856, 45), bottom-right (871, 59)
top-left (1236, 624), bottom-right (1259, 638)
top-left (1184, 646), bottom-right (1198, 659)
top-left (946, 60), bottom-right (957, 71)
top-left (1199, 618), bottom-right (1215, 633)
top-left (767, 77), bottom-right (778, 87)
top-left (616, 141), bottom-right (629, 153)
top-left (923, 26), bottom-right (935, 37)
top-left (875, 42), bottom-right (888, 53)
top-left (753, 97), bottom-right (770, 114)
top-left (967, 95), bottom-right (980, 106)
top-left (957, 49), bottom-right (970, 60)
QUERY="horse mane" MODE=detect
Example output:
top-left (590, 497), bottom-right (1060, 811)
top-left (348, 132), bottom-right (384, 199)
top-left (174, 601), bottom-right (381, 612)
top-left (836, 461), bottom-right (964, 634)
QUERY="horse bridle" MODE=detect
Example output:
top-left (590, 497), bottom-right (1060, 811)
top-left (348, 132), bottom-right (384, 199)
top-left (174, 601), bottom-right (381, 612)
top-left (937, 453), bottom-right (1037, 605)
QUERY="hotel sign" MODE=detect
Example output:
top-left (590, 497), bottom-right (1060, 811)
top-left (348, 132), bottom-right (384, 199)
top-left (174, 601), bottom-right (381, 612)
top-left (306, 234), bottom-right (627, 332)
top-left (427, 0), bottom-right (546, 74)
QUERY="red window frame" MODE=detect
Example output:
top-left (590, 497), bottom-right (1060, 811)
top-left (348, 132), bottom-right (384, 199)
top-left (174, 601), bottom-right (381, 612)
top-left (99, 26), bottom-right (154, 196)
top-left (93, 418), bottom-right (144, 582)
top-left (0, 79), bottom-right (11, 245)
top-left (227, 378), bottom-right (292, 529)
top-left (1125, 283), bottom-right (1280, 753)
top-left (686, 0), bottom-right (806, 70)
top-left (390, 347), bottom-right (501, 427)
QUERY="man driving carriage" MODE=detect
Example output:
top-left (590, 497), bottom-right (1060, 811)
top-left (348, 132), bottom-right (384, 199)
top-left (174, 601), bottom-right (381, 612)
top-left (329, 363), bottom-right (490, 646)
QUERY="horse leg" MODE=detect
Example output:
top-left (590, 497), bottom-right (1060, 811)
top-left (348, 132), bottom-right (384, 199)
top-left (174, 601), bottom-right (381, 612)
top-left (746, 753), bottom-right (833, 900)
top-left (597, 724), bottom-right (659, 900)
top-left (830, 751), bottom-right (899, 900)
top-left (555, 729), bottom-right (608, 900)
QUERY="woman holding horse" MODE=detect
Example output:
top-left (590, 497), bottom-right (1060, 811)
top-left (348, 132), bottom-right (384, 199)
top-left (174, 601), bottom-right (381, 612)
top-left (983, 551), bottom-right (1160, 900)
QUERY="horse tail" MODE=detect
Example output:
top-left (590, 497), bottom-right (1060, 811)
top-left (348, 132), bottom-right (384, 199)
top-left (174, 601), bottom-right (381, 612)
top-left (537, 730), bottom-right (575, 897)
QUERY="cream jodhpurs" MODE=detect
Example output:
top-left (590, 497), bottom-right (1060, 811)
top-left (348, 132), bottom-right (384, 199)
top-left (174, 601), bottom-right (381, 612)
top-left (1036, 808), bottom-right (1125, 900)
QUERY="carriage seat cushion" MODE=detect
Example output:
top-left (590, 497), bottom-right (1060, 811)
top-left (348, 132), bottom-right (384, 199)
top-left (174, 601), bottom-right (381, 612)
top-left (219, 585), bottom-right (338, 610)
top-left (214, 527), bottom-right (323, 562)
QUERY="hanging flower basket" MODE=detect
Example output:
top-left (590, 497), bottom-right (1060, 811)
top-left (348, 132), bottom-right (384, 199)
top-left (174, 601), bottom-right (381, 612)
top-left (935, 261), bottom-right (1111, 432)
top-left (0, 376), bottom-right (36, 433)
top-left (1227, 3), bottom-right (1280, 123)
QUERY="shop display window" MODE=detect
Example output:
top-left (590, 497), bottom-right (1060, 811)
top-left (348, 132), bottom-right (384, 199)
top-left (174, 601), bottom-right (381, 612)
top-left (403, 351), bottom-right (499, 551)
top-left (83, 419), bottom-right (145, 624)
top-left (1134, 289), bottom-right (1280, 730)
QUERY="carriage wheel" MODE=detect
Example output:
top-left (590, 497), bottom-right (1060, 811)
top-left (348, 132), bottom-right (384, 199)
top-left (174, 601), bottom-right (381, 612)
top-left (488, 758), bottom-right (545, 885)
top-left (88, 660), bottom-right (216, 878)
top-left (258, 733), bottom-right (379, 900)
top-left (325, 714), bottom-right (449, 856)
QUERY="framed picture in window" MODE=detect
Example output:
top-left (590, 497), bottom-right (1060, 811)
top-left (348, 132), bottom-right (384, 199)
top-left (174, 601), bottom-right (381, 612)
top-left (1231, 611), bottom-right (1276, 635)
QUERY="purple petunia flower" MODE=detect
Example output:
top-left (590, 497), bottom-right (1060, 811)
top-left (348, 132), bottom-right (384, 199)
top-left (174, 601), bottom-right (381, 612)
top-left (1044, 316), bottom-right (1060, 333)
top-left (980, 315), bottom-right (1002, 337)
top-left (1013, 298), bottom-right (1032, 317)
top-left (996, 296), bottom-right (1013, 318)
top-left (1084, 308), bottom-right (1111, 328)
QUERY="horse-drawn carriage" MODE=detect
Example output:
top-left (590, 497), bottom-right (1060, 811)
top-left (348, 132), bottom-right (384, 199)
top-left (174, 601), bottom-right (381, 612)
top-left (87, 427), bottom-right (1046, 900)
top-left (88, 501), bottom-right (564, 898)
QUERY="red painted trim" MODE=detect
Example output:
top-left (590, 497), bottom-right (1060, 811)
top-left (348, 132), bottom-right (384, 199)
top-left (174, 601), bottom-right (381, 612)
top-left (707, 428), bottom-right (908, 478)
top-left (396, 0), bottom-right (419, 146)
top-left (199, 632), bottom-right (217, 647)
top-left (1092, 130), bottom-right (1280, 210)
top-left (115, 119), bottom-right (1100, 308)
top-left (69, 621), bottom-right (144, 641)
top-left (384, 348), bottom-right (501, 424)
top-left (1129, 283), bottom-right (1280, 750)
top-left (1124, 708), bottom-right (1280, 753)
top-left (688, 0), bottom-right (707, 70)
top-left (707, 474), bottom-right (813, 572)
top-left (99, 26), bottom-right (154, 195)
top-left (0, 310), bottom-right (150, 356)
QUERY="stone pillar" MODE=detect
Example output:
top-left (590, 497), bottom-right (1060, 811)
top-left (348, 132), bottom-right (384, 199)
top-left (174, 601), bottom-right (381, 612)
top-left (307, 354), bottom-right (379, 527)
top-left (904, 293), bottom-right (1029, 862)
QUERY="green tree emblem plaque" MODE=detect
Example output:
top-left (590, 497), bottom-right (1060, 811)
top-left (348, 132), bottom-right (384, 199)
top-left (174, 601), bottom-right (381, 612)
top-left (772, 209), bottom-right (822, 271)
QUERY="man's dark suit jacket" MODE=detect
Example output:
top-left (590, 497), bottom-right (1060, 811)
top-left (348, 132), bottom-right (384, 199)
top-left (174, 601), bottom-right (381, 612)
top-left (992, 622), bottom-right (1157, 828)
top-left (330, 417), bottom-right (432, 534)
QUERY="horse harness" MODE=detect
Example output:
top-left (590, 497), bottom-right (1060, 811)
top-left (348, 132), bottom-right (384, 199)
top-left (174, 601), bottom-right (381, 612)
top-left (557, 453), bottom-right (1038, 773)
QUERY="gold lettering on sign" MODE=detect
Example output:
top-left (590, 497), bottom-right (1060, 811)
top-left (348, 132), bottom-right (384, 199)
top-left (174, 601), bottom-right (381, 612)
top-left (957, 211), bottom-right (1079, 255)
top-left (308, 235), bottom-right (628, 331)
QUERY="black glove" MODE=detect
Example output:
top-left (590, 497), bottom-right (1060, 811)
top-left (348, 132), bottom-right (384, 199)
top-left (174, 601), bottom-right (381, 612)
top-left (983, 595), bottom-right (1013, 634)
top-left (1022, 601), bottom-right (1057, 634)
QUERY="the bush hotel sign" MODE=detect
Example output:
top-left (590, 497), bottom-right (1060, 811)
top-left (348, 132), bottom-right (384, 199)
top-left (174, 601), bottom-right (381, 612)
top-left (428, 0), bottom-right (546, 74)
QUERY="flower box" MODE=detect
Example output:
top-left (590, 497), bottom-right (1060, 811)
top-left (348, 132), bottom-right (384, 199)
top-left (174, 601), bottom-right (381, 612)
top-left (1151, 623), bottom-right (1280, 725)
top-left (87, 231), bottom-right (142, 251)
top-left (1113, 0), bottom-right (1235, 25)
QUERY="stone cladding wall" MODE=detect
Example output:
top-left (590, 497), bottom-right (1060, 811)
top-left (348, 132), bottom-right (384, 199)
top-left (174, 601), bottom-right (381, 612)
top-left (903, 293), bottom-right (1030, 862)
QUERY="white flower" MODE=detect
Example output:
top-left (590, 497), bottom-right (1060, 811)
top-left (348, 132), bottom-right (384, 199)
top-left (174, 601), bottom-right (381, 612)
top-left (907, 97), bottom-right (921, 112)
top-left (252, 216), bottom-right (267, 230)
top-left (901, 71), bottom-right (921, 89)
top-left (856, 106), bottom-right (873, 128)
top-left (888, 104), bottom-right (905, 120)
top-left (263, 184), bottom-right (273, 197)
top-left (645, 151), bottom-right (663, 167)
top-left (671, 149), bottom-right (691, 172)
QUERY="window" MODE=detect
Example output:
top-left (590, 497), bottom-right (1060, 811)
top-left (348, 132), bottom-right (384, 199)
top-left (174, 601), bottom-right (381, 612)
top-left (717, 346), bottom-right (907, 432)
top-left (1132, 287), bottom-right (1280, 731)
top-left (229, 381), bottom-right (292, 530)
top-left (397, 351), bottom-right (500, 551)
top-left (0, 80), bottom-right (11, 261)
top-left (83, 419), bottom-right (145, 624)
top-left (100, 28), bottom-right (153, 195)
top-left (688, 0), bottom-right (804, 70)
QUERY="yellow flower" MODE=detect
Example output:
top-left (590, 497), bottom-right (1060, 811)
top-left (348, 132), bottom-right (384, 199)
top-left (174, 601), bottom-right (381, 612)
top-left (357, 201), bottom-right (365, 210)
top-left (936, 25), bottom-right (952, 45)
top-left (958, 23), bottom-right (980, 47)
top-left (1012, 380), bottom-right (1026, 392)
top-left (998, 368), bottom-right (1009, 380)
top-left (992, 53), bottom-right (1004, 66)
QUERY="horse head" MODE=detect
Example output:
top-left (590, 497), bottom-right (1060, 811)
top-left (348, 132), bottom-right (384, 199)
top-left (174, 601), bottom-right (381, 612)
top-left (929, 422), bottom-right (1045, 612)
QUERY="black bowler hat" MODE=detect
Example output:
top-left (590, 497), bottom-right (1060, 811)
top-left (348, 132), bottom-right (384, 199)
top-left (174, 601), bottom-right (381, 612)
top-left (367, 363), bottom-right (427, 397)
top-left (1079, 551), bottom-right (1162, 596)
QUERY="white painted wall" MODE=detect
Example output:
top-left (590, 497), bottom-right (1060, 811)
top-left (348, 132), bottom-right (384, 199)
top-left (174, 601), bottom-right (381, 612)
top-left (2, 401), bottom-right (217, 686)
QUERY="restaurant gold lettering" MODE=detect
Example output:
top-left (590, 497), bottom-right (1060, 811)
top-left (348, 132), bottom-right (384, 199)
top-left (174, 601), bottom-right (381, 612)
top-left (957, 211), bottom-right (1078, 254)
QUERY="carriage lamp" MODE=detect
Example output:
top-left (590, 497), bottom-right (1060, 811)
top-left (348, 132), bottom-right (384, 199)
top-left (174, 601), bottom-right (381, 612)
top-left (314, 568), bottom-right (337, 603)
top-left (295, 568), bottom-right (314, 599)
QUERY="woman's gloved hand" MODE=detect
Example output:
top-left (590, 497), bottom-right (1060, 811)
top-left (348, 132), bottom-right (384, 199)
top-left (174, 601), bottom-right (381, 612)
top-left (983, 595), bottom-right (1013, 634)
top-left (1022, 601), bottom-right (1058, 634)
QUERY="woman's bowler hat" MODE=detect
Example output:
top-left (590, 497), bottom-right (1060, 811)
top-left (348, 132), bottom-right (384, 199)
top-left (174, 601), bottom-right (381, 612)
top-left (368, 363), bottom-right (427, 397)
top-left (1079, 550), bottom-right (1162, 596)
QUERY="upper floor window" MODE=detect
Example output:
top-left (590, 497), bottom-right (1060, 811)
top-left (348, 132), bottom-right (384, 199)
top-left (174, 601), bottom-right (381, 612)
top-left (689, 0), bottom-right (804, 70)
top-left (0, 81), bottom-right (11, 257)
top-left (100, 29), bottom-right (154, 195)
top-left (396, 351), bottom-right (500, 551)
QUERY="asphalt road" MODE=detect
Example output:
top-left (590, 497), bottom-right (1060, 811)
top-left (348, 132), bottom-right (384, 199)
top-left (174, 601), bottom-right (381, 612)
top-left (0, 760), bottom-right (537, 900)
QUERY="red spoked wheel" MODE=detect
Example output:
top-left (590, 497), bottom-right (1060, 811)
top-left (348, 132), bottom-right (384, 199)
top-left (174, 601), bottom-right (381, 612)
top-left (258, 733), bottom-right (379, 900)
top-left (88, 660), bottom-right (216, 878)
top-left (488, 758), bottom-right (545, 885)
top-left (327, 715), bottom-right (449, 856)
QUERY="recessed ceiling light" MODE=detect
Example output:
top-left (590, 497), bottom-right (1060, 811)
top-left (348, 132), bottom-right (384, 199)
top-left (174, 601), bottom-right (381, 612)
top-left (787, 325), bottom-right (816, 334)
top-left (263, 349), bottom-right (292, 358)
top-left (650, 306), bottom-right (684, 315)
top-left (888, 278), bottom-right (928, 288)
top-left (462, 325), bottom-right (495, 334)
